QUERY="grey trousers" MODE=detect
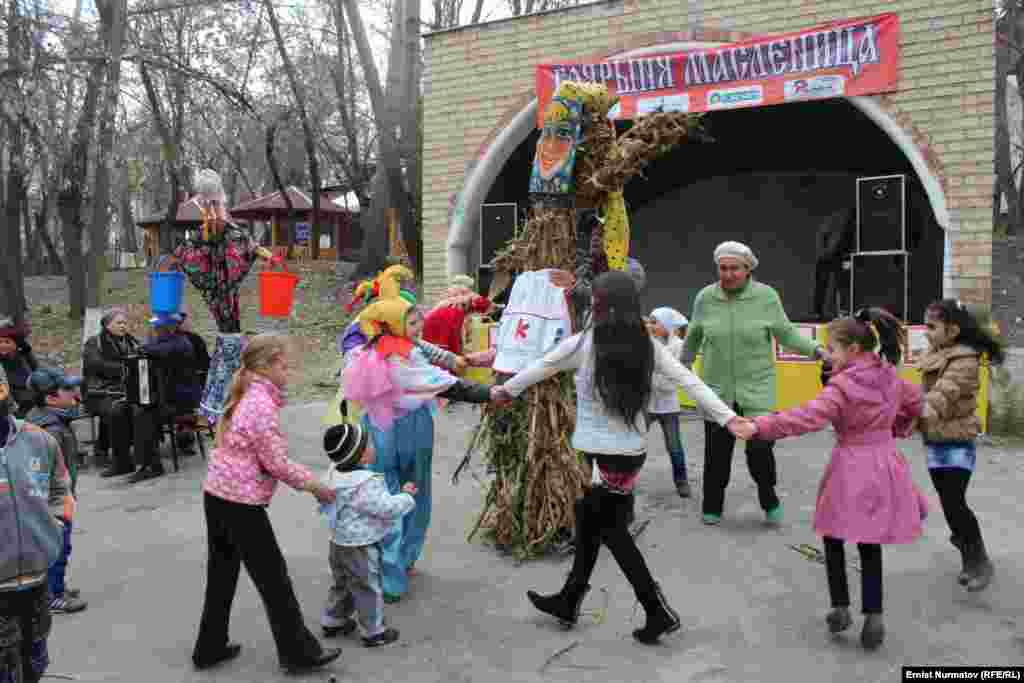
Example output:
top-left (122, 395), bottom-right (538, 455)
top-left (322, 543), bottom-right (385, 637)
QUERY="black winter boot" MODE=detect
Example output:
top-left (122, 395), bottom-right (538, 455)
top-left (632, 582), bottom-right (681, 644)
top-left (527, 581), bottom-right (590, 627)
top-left (860, 613), bottom-right (885, 650)
top-left (950, 535), bottom-right (970, 585)
top-left (965, 537), bottom-right (994, 592)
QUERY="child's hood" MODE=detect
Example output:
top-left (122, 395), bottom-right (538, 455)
top-left (832, 356), bottom-right (899, 407)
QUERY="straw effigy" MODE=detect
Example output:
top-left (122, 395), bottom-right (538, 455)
top-left (457, 82), bottom-right (705, 558)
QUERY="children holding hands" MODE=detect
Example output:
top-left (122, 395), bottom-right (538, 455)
top-left (731, 308), bottom-right (927, 650)
top-left (319, 423), bottom-right (417, 647)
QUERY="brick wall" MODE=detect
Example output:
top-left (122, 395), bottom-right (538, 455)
top-left (423, 0), bottom-right (994, 305)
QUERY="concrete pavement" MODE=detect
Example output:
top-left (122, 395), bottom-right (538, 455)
top-left (48, 404), bottom-right (1024, 682)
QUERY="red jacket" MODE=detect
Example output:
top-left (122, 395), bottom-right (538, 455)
top-left (422, 296), bottom-right (490, 355)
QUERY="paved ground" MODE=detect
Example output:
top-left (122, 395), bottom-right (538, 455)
top-left (47, 404), bottom-right (1024, 682)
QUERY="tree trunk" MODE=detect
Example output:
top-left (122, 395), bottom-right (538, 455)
top-left (59, 60), bottom-right (105, 320)
top-left (342, 0), bottom-right (415, 276)
top-left (23, 199), bottom-right (41, 276)
top-left (1, 1), bottom-right (27, 324)
top-left (87, 0), bottom-right (127, 306)
top-left (264, 0), bottom-right (322, 260)
top-left (265, 111), bottom-right (296, 259)
top-left (138, 62), bottom-right (183, 256)
top-left (36, 209), bottom-right (64, 275)
top-left (996, 43), bottom-right (1018, 233)
top-left (402, 0), bottom-right (423, 273)
top-left (118, 161), bottom-right (139, 254)
top-left (2, 126), bottom-right (27, 323)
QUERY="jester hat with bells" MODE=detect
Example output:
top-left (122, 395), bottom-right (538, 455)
top-left (347, 265), bottom-right (416, 314)
top-left (354, 266), bottom-right (417, 355)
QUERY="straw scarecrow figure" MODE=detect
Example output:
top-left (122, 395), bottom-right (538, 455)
top-left (169, 169), bottom-right (281, 423)
top-left (458, 82), bottom-right (703, 558)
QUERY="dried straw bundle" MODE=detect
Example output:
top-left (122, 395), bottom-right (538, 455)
top-left (461, 205), bottom-right (589, 558)
top-left (585, 112), bottom-right (703, 193)
top-left (461, 87), bottom-right (704, 559)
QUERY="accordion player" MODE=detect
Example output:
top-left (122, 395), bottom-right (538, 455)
top-left (122, 354), bottom-right (162, 406)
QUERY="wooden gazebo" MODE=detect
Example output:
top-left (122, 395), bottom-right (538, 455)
top-left (229, 186), bottom-right (355, 260)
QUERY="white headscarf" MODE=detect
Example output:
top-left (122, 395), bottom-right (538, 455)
top-left (713, 241), bottom-right (758, 270)
top-left (649, 307), bottom-right (688, 334)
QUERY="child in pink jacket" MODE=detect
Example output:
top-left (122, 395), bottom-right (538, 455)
top-left (740, 308), bottom-right (927, 652)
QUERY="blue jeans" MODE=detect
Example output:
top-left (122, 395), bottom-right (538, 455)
top-left (649, 413), bottom-right (687, 483)
top-left (46, 522), bottom-right (72, 597)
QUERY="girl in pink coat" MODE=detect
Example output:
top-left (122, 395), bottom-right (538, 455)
top-left (743, 308), bottom-right (927, 652)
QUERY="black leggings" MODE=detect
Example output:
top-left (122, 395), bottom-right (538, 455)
top-left (569, 454), bottom-right (658, 606)
top-left (929, 467), bottom-right (982, 545)
top-left (823, 537), bottom-right (883, 614)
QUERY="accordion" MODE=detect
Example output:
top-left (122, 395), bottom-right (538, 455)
top-left (122, 355), bottom-right (160, 406)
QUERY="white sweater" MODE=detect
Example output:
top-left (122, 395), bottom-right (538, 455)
top-left (649, 334), bottom-right (685, 414)
top-left (503, 330), bottom-right (736, 456)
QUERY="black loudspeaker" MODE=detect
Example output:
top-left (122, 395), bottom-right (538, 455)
top-left (856, 175), bottom-right (905, 253)
top-left (850, 253), bottom-right (908, 321)
top-left (480, 203), bottom-right (517, 266)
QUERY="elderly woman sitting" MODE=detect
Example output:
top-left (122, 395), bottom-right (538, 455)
top-left (83, 308), bottom-right (139, 478)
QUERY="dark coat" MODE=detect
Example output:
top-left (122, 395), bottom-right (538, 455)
top-left (0, 342), bottom-right (39, 414)
top-left (141, 334), bottom-right (199, 408)
top-left (83, 330), bottom-right (140, 397)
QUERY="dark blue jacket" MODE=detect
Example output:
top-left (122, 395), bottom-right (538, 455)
top-left (141, 334), bottom-right (199, 408)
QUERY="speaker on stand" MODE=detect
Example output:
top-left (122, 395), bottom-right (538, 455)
top-left (850, 175), bottom-right (909, 320)
top-left (478, 202), bottom-right (517, 301)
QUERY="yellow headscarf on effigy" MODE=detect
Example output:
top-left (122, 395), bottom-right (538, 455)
top-left (355, 265), bottom-right (415, 338)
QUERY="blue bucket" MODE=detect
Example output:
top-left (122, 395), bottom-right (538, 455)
top-left (150, 271), bottom-right (185, 314)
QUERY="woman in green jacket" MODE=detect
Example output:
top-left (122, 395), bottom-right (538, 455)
top-left (684, 241), bottom-right (828, 526)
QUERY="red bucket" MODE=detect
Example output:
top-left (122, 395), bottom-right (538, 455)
top-left (259, 266), bottom-right (300, 318)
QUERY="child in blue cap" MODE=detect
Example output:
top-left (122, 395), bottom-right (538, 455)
top-left (26, 368), bottom-right (88, 614)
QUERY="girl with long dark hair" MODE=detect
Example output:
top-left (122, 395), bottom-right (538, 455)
top-left (918, 299), bottom-right (1004, 592)
top-left (493, 271), bottom-right (744, 644)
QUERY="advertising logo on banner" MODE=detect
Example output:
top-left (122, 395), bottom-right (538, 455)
top-left (784, 75), bottom-right (846, 101)
top-left (535, 13), bottom-right (899, 125)
top-left (706, 85), bottom-right (764, 109)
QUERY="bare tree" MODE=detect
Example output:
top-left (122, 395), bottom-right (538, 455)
top-left (87, 0), bottom-right (129, 305)
top-left (0, 0), bottom-right (28, 324)
top-left (263, 0), bottom-right (324, 259)
top-left (342, 0), bottom-right (420, 276)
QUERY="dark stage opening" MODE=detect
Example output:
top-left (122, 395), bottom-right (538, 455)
top-left (481, 98), bottom-right (944, 322)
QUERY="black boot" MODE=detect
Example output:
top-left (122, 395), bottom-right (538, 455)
top-left (526, 580), bottom-right (590, 627)
top-left (950, 535), bottom-right (969, 586)
top-left (965, 537), bottom-right (994, 592)
top-left (632, 582), bottom-right (681, 645)
top-left (860, 613), bottom-right (885, 650)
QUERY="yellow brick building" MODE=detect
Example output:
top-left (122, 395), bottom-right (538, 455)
top-left (422, 0), bottom-right (993, 316)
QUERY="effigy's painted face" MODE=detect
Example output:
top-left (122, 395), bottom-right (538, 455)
top-left (537, 122), bottom-right (576, 180)
top-left (529, 97), bottom-right (582, 195)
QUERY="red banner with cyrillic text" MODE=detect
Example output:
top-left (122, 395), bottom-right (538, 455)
top-left (535, 13), bottom-right (900, 126)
